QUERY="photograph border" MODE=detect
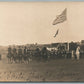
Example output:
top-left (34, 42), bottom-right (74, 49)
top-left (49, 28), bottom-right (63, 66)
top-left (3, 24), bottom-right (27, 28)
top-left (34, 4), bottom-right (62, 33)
top-left (0, 0), bottom-right (83, 84)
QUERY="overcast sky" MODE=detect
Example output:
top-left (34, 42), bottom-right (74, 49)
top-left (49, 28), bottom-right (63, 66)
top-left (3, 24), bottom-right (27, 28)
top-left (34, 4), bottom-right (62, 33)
top-left (0, 2), bottom-right (84, 45)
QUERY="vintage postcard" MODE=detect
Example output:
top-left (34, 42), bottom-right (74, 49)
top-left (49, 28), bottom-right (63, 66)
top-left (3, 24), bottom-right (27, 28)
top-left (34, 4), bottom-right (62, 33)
top-left (0, 2), bottom-right (83, 82)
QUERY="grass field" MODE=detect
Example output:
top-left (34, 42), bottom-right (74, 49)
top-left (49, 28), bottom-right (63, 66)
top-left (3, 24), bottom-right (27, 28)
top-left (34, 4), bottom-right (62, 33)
top-left (0, 54), bottom-right (84, 82)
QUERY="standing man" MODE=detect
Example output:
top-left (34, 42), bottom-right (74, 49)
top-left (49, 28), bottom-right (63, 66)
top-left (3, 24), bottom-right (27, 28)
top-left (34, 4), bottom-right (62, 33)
top-left (76, 46), bottom-right (80, 60)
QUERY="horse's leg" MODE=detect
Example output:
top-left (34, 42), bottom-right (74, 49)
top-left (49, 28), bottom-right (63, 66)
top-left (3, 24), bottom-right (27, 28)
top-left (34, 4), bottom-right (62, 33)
top-left (10, 57), bottom-right (12, 63)
top-left (27, 57), bottom-right (29, 64)
top-left (17, 56), bottom-right (19, 63)
top-left (22, 56), bottom-right (23, 63)
top-left (23, 56), bottom-right (26, 64)
top-left (8, 58), bottom-right (9, 63)
top-left (19, 56), bottom-right (20, 63)
top-left (20, 56), bottom-right (21, 63)
top-left (24, 56), bottom-right (27, 64)
top-left (13, 57), bottom-right (15, 63)
top-left (25, 57), bottom-right (28, 64)
top-left (18, 55), bottom-right (20, 63)
top-left (10, 57), bottom-right (11, 63)
top-left (9, 57), bottom-right (11, 63)
top-left (15, 58), bottom-right (16, 63)
top-left (15, 57), bottom-right (17, 63)
top-left (14, 56), bottom-right (16, 63)
top-left (20, 57), bottom-right (22, 63)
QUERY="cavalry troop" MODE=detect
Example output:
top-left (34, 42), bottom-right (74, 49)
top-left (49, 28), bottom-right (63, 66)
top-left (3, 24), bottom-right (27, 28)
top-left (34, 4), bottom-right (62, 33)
top-left (7, 46), bottom-right (49, 63)
top-left (7, 46), bottom-right (32, 63)
top-left (6, 43), bottom-right (83, 64)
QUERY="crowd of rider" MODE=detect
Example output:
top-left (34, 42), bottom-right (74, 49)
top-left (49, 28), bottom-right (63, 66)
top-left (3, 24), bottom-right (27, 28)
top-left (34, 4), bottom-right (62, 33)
top-left (7, 46), bottom-right (32, 63)
top-left (7, 46), bottom-right (48, 63)
top-left (7, 45), bottom-right (81, 64)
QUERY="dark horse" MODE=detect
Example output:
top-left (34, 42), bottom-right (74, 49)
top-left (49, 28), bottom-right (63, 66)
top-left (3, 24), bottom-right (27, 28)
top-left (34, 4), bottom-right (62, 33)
top-left (12, 53), bottom-right (17, 63)
top-left (7, 52), bottom-right (13, 63)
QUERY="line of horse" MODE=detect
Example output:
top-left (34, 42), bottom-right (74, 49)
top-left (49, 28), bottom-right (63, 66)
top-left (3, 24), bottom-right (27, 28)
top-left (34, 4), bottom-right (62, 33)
top-left (7, 50), bottom-right (33, 64)
top-left (6, 46), bottom-right (84, 64)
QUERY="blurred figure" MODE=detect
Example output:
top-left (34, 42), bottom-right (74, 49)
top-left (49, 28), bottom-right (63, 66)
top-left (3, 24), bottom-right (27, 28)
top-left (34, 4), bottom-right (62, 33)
top-left (12, 46), bottom-right (17, 63)
top-left (71, 50), bottom-right (74, 60)
top-left (0, 54), bottom-right (1, 60)
top-left (18, 46), bottom-right (23, 63)
top-left (35, 48), bottom-right (40, 61)
top-left (8, 46), bottom-right (12, 53)
top-left (7, 46), bottom-right (12, 63)
top-left (41, 47), bottom-right (48, 61)
top-left (76, 46), bottom-right (80, 60)
top-left (24, 46), bottom-right (27, 55)
top-left (23, 46), bottom-right (28, 64)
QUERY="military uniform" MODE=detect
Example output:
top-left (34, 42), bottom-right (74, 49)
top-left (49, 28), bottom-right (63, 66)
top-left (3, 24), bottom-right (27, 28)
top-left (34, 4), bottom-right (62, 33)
top-left (7, 47), bottom-right (12, 63)
top-left (24, 47), bottom-right (27, 55)
top-left (23, 47), bottom-right (27, 61)
top-left (13, 48), bottom-right (17, 54)
top-left (12, 47), bottom-right (17, 62)
top-left (18, 47), bottom-right (23, 63)
top-left (18, 48), bottom-right (22, 55)
top-left (41, 47), bottom-right (48, 61)
top-left (8, 47), bottom-right (12, 53)
top-left (7, 47), bottom-right (12, 58)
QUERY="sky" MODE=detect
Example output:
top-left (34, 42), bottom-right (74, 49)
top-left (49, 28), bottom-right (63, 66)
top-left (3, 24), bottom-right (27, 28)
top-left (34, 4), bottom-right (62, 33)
top-left (0, 2), bottom-right (84, 45)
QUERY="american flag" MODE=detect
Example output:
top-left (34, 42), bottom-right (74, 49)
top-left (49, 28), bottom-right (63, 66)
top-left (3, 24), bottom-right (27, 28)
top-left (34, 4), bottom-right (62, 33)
top-left (52, 8), bottom-right (67, 25)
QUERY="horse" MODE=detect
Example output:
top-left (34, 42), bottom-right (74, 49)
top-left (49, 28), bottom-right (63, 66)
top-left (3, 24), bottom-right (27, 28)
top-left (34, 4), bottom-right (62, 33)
top-left (12, 53), bottom-right (18, 63)
top-left (23, 54), bottom-right (29, 64)
top-left (7, 52), bottom-right (13, 63)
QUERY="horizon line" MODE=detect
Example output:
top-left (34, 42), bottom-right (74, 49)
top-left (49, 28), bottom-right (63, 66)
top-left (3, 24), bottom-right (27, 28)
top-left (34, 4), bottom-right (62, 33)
top-left (0, 40), bottom-right (83, 46)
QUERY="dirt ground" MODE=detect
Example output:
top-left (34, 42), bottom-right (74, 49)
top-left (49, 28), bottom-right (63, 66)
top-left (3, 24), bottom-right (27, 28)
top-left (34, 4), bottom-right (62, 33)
top-left (0, 55), bottom-right (84, 82)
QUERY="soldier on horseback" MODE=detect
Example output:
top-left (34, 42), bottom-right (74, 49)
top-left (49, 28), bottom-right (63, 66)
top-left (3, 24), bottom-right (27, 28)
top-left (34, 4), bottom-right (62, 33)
top-left (35, 47), bottom-right (40, 61)
top-left (23, 46), bottom-right (28, 64)
top-left (12, 46), bottom-right (17, 63)
top-left (41, 47), bottom-right (48, 61)
top-left (18, 46), bottom-right (23, 63)
top-left (7, 46), bottom-right (12, 63)
top-left (26, 48), bottom-right (32, 63)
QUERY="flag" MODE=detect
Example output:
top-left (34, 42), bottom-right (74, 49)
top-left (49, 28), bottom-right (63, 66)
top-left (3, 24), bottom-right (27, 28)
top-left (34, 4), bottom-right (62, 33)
top-left (52, 8), bottom-right (67, 25)
top-left (54, 29), bottom-right (59, 37)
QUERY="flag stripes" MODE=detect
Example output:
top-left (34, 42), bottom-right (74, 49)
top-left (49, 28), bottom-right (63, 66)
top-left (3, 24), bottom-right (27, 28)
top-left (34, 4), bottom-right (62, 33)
top-left (53, 8), bottom-right (67, 25)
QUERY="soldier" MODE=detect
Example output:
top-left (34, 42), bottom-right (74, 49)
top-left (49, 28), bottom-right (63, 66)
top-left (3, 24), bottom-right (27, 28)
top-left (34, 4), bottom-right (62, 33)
top-left (7, 46), bottom-right (12, 63)
top-left (12, 47), bottom-right (17, 63)
top-left (41, 47), bottom-right (48, 61)
top-left (18, 46), bottom-right (23, 63)
top-left (8, 46), bottom-right (12, 53)
top-left (26, 49), bottom-right (31, 63)
top-left (76, 46), bottom-right (80, 60)
top-left (35, 48), bottom-right (40, 61)
top-left (24, 46), bottom-right (27, 55)
top-left (23, 46), bottom-right (27, 63)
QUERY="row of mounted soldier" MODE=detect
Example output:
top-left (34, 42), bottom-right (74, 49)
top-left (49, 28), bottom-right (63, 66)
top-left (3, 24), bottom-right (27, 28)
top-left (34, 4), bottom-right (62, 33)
top-left (7, 45), bottom-right (81, 64)
top-left (7, 46), bottom-right (48, 63)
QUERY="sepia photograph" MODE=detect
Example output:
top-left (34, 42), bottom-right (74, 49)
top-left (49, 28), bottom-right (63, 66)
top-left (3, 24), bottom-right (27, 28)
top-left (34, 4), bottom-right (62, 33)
top-left (0, 2), bottom-right (83, 82)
